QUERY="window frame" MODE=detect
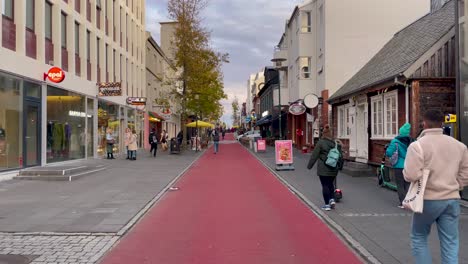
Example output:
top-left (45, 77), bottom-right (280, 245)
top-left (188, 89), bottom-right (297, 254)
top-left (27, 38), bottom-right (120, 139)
top-left (2, 0), bottom-right (14, 20)
top-left (61, 12), bottom-right (67, 49)
top-left (371, 91), bottom-right (399, 139)
top-left (298, 57), bottom-right (312, 79)
top-left (75, 22), bottom-right (80, 55)
top-left (301, 11), bottom-right (312, 33)
top-left (26, 0), bottom-right (34, 31)
top-left (45, 1), bottom-right (53, 40)
top-left (337, 104), bottom-right (351, 139)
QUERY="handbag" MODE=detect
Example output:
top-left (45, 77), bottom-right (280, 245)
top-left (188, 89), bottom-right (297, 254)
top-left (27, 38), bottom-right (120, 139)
top-left (402, 142), bottom-right (430, 213)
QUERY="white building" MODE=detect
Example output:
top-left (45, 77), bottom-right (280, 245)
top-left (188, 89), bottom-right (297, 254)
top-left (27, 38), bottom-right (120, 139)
top-left (0, 0), bottom-right (146, 172)
top-left (273, 0), bottom-right (429, 148)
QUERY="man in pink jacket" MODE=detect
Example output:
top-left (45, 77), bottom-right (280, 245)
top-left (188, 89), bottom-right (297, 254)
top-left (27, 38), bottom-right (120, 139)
top-left (404, 110), bottom-right (468, 264)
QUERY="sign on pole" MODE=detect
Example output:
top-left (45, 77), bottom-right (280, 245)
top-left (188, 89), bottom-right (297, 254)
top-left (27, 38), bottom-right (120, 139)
top-left (257, 139), bottom-right (266, 152)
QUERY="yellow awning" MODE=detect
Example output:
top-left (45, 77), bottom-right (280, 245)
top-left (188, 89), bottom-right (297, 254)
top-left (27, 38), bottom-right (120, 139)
top-left (186, 121), bottom-right (215, 128)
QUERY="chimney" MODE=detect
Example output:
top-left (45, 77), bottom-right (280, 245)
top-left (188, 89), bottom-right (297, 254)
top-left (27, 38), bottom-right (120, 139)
top-left (431, 0), bottom-right (450, 12)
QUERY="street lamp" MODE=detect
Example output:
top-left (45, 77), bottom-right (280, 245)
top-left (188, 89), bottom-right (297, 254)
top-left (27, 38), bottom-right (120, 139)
top-left (271, 57), bottom-right (287, 139)
top-left (194, 94), bottom-right (199, 152)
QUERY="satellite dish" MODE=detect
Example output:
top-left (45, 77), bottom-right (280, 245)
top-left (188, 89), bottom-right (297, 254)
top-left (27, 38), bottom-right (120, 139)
top-left (304, 93), bottom-right (319, 108)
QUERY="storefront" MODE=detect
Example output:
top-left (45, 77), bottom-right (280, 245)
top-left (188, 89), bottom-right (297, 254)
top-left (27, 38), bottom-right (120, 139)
top-left (97, 100), bottom-right (121, 157)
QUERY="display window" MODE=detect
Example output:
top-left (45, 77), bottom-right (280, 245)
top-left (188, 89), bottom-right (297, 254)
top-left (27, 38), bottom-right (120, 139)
top-left (87, 98), bottom-right (95, 158)
top-left (0, 74), bottom-right (22, 171)
top-left (46, 86), bottom-right (86, 163)
top-left (98, 100), bottom-right (120, 156)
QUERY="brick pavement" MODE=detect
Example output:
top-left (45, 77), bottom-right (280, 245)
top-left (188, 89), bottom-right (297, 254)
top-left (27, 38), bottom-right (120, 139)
top-left (0, 148), bottom-right (202, 263)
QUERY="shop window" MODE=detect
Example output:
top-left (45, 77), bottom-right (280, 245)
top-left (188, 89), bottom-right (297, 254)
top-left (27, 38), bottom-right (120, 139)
top-left (46, 86), bottom-right (86, 163)
top-left (0, 74), bottom-right (22, 171)
top-left (98, 100), bottom-right (120, 157)
top-left (87, 98), bottom-right (94, 158)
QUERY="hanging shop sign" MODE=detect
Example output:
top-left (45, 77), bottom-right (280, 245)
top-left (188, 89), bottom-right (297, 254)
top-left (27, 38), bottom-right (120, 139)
top-left (43, 67), bottom-right (66, 83)
top-left (126, 97), bottom-right (147, 106)
top-left (98, 82), bottom-right (122, 96)
top-left (303, 93), bottom-right (319, 108)
top-left (289, 102), bottom-right (306, 115)
top-left (445, 114), bottom-right (457, 123)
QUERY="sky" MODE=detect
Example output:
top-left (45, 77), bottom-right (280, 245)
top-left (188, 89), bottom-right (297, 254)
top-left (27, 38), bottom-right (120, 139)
top-left (146, 0), bottom-right (304, 127)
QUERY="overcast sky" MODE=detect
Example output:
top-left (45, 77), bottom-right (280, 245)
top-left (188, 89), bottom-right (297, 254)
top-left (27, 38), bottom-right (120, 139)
top-left (146, 0), bottom-right (304, 126)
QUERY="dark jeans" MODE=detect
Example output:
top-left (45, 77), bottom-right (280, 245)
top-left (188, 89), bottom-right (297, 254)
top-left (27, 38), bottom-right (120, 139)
top-left (394, 168), bottom-right (410, 205)
top-left (319, 176), bottom-right (336, 205)
top-left (150, 143), bottom-right (158, 157)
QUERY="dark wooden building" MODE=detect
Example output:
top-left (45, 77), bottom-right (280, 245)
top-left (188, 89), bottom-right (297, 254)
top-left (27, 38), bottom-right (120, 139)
top-left (328, 1), bottom-right (456, 165)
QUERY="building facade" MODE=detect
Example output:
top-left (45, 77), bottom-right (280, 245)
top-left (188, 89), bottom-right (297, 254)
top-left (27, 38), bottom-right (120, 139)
top-left (0, 0), bottom-right (146, 172)
top-left (145, 31), bottom-right (180, 149)
top-left (272, 0), bottom-right (429, 150)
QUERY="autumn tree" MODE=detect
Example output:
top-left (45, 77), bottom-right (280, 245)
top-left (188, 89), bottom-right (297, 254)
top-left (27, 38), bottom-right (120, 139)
top-left (166, 0), bottom-right (228, 141)
top-left (231, 97), bottom-right (240, 127)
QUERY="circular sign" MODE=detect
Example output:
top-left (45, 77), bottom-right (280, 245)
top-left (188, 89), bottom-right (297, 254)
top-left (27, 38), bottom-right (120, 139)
top-left (289, 103), bottom-right (306, 115)
top-left (304, 93), bottom-right (319, 108)
top-left (47, 67), bottom-right (65, 83)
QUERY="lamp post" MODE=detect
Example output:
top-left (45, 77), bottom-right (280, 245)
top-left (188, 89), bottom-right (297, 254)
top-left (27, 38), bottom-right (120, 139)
top-left (194, 94), bottom-right (199, 152)
top-left (271, 57), bottom-right (287, 139)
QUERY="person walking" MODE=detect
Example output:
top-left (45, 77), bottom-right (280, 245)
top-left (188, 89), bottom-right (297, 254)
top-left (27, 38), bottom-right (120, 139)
top-left (128, 129), bottom-right (138, 160)
top-left (106, 128), bottom-right (115, 159)
top-left (385, 123), bottom-right (413, 208)
top-left (404, 110), bottom-right (468, 264)
top-left (212, 128), bottom-right (220, 154)
top-left (222, 128), bottom-right (226, 140)
top-left (124, 127), bottom-right (132, 160)
top-left (160, 130), bottom-right (168, 151)
top-left (149, 128), bottom-right (158, 157)
top-left (307, 125), bottom-right (343, 211)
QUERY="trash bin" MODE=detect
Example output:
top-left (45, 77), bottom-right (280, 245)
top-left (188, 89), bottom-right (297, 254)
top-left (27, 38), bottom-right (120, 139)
top-left (170, 138), bottom-right (180, 154)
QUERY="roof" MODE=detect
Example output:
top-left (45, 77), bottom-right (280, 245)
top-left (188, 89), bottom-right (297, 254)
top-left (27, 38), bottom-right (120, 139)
top-left (329, 0), bottom-right (455, 102)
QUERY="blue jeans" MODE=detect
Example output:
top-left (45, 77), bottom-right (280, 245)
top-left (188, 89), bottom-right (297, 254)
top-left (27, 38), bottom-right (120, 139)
top-left (411, 199), bottom-right (460, 264)
top-left (130, 150), bottom-right (137, 159)
top-left (214, 142), bottom-right (219, 153)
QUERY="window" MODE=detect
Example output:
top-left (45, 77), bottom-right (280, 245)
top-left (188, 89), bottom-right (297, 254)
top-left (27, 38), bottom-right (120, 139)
top-left (97, 37), bottom-right (101, 66)
top-left (75, 22), bottom-right (80, 54)
top-left (301, 11), bottom-right (312, 33)
top-left (2, 0), bottom-right (13, 19)
top-left (298, 57), bottom-right (311, 78)
top-left (26, 0), bottom-right (34, 30)
top-left (96, 0), bottom-right (102, 9)
top-left (45, 2), bottom-right (53, 40)
top-left (86, 30), bottom-right (91, 60)
top-left (61, 13), bottom-right (67, 48)
top-left (337, 105), bottom-right (351, 138)
top-left (105, 44), bottom-right (109, 73)
top-left (371, 91), bottom-right (398, 138)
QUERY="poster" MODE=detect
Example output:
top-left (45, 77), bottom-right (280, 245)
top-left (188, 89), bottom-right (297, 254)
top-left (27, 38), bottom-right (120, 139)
top-left (275, 140), bottom-right (293, 165)
top-left (257, 139), bottom-right (266, 152)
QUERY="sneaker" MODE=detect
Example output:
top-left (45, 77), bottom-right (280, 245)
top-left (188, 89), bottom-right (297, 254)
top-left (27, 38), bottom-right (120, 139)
top-left (321, 205), bottom-right (331, 211)
top-left (329, 199), bottom-right (336, 209)
top-left (398, 205), bottom-right (405, 209)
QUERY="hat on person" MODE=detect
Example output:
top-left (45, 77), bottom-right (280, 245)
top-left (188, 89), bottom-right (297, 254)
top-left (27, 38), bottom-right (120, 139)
top-left (399, 123), bottom-right (411, 136)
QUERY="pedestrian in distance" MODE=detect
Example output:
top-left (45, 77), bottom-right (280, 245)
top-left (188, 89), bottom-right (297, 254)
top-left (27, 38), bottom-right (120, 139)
top-left (385, 122), bottom-right (413, 208)
top-left (161, 130), bottom-right (169, 151)
top-left (222, 128), bottom-right (226, 140)
top-left (124, 127), bottom-right (132, 160)
top-left (128, 129), bottom-right (138, 160)
top-left (149, 128), bottom-right (158, 157)
top-left (212, 128), bottom-right (220, 154)
top-left (106, 128), bottom-right (115, 159)
top-left (307, 124), bottom-right (343, 211)
top-left (403, 109), bottom-right (468, 264)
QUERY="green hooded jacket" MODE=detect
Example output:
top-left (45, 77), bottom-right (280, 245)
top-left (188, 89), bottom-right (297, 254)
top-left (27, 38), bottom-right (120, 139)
top-left (307, 137), bottom-right (343, 177)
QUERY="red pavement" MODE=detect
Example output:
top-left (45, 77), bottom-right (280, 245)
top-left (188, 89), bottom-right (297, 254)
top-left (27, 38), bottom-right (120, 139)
top-left (101, 134), bottom-right (362, 264)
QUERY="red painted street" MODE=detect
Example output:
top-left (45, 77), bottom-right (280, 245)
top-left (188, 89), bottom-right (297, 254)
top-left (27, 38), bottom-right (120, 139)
top-left (101, 135), bottom-right (362, 264)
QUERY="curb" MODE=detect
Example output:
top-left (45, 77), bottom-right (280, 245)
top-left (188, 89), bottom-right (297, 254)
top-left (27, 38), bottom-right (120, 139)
top-left (248, 147), bottom-right (381, 264)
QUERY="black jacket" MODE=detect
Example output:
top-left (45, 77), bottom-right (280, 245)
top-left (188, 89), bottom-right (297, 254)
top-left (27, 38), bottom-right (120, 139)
top-left (149, 132), bottom-right (158, 144)
top-left (307, 137), bottom-right (343, 177)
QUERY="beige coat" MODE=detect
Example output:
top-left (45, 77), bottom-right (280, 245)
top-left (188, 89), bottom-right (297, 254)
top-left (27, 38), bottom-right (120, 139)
top-left (128, 134), bottom-right (138, 151)
top-left (403, 128), bottom-right (468, 200)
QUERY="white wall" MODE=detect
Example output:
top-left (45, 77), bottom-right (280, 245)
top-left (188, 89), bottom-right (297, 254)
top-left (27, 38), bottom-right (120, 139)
top-left (324, 0), bottom-right (430, 96)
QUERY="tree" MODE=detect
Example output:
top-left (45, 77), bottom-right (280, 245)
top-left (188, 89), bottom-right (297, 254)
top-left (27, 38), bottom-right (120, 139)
top-left (166, 0), bottom-right (228, 143)
top-left (232, 97), bottom-right (240, 127)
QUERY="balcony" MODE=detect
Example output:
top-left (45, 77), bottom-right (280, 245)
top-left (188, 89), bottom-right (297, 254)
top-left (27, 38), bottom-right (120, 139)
top-left (273, 45), bottom-right (288, 63)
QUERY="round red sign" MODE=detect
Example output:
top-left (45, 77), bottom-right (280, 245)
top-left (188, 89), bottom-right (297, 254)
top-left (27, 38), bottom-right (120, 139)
top-left (47, 67), bottom-right (65, 83)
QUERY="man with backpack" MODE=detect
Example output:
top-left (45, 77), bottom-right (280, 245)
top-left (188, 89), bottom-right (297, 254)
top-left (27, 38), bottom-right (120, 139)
top-left (307, 124), bottom-right (343, 211)
top-left (386, 123), bottom-right (413, 208)
top-left (149, 128), bottom-right (158, 157)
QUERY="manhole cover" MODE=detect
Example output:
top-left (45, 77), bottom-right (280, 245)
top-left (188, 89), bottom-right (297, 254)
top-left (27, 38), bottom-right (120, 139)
top-left (0, 255), bottom-right (37, 264)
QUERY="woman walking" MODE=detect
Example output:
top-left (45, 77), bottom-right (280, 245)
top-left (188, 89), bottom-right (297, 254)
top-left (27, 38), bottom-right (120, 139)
top-left (385, 123), bottom-right (413, 208)
top-left (106, 128), bottom-right (115, 159)
top-left (160, 130), bottom-right (168, 151)
top-left (307, 125), bottom-right (343, 211)
top-left (124, 127), bottom-right (132, 159)
top-left (128, 129), bottom-right (138, 160)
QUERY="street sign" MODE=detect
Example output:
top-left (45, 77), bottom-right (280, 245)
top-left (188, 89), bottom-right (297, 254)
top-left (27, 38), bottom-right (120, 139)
top-left (126, 97), bottom-right (147, 106)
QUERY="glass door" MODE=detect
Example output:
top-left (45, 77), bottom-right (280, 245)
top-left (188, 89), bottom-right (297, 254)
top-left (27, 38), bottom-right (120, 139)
top-left (23, 100), bottom-right (41, 167)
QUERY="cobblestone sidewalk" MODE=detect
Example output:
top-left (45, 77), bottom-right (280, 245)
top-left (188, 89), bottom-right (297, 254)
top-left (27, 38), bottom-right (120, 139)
top-left (0, 234), bottom-right (119, 264)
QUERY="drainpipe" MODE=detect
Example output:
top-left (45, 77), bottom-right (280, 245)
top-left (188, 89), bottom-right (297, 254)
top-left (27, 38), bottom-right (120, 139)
top-left (394, 77), bottom-right (410, 123)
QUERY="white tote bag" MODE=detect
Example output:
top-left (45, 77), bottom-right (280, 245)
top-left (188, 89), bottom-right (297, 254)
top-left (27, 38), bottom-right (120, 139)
top-left (403, 142), bottom-right (430, 213)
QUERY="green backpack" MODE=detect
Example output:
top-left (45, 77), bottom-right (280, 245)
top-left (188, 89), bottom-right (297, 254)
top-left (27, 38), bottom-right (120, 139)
top-left (325, 140), bottom-right (341, 168)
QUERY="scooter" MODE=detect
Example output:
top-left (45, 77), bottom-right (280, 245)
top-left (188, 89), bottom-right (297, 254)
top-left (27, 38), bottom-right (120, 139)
top-left (376, 144), bottom-right (397, 191)
top-left (334, 177), bottom-right (343, 202)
